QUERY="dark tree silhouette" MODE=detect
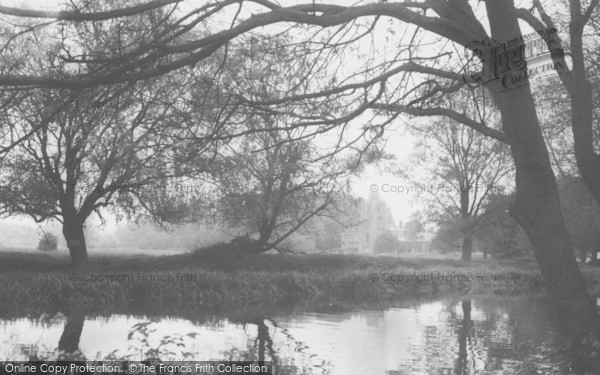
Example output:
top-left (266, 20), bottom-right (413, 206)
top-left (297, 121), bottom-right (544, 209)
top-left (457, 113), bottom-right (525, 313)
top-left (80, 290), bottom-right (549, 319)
top-left (455, 300), bottom-right (472, 375)
top-left (406, 109), bottom-right (513, 261)
top-left (58, 312), bottom-right (85, 354)
top-left (0, 79), bottom-right (223, 265)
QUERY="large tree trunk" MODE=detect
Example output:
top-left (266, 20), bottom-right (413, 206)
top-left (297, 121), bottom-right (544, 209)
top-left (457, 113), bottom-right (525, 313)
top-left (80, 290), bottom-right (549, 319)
top-left (484, 0), bottom-right (598, 364)
top-left (568, 18), bottom-right (600, 207)
top-left (62, 217), bottom-right (88, 267)
top-left (255, 223), bottom-right (274, 253)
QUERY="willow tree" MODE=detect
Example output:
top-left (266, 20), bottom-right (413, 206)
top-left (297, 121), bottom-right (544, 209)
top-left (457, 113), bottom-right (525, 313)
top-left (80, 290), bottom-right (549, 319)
top-left (0, 78), bottom-right (225, 265)
top-left (213, 34), bottom-right (377, 254)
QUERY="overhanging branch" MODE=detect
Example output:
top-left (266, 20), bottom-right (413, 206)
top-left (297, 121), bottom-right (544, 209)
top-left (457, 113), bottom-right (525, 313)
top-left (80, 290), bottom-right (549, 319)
top-left (371, 103), bottom-right (509, 143)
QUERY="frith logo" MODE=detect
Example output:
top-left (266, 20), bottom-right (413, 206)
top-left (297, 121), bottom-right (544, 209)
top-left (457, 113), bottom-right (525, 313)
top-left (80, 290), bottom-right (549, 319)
top-left (462, 28), bottom-right (571, 92)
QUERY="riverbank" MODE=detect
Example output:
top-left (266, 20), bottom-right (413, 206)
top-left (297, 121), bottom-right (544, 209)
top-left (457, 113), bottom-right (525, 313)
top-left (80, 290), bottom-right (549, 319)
top-left (1, 250), bottom-right (599, 317)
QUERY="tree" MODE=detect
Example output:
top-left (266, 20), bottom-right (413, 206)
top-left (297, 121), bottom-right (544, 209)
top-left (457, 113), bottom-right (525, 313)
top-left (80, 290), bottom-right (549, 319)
top-left (406, 106), bottom-right (513, 261)
top-left (431, 216), bottom-right (462, 254)
top-left (305, 192), bottom-right (364, 252)
top-left (524, 1), bottom-right (600, 211)
top-left (309, 218), bottom-right (344, 252)
top-left (0, 76), bottom-right (223, 265)
top-left (403, 211), bottom-right (427, 242)
top-left (476, 192), bottom-right (533, 259)
top-left (37, 230), bottom-right (59, 252)
top-left (216, 122), bottom-right (361, 254)
top-left (211, 34), bottom-right (377, 254)
top-left (374, 231), bottom-right (400, 254)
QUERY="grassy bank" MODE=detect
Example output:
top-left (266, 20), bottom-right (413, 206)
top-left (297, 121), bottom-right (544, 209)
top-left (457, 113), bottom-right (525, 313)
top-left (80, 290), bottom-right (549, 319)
top-left (1, 249), bottom-right (599, 317)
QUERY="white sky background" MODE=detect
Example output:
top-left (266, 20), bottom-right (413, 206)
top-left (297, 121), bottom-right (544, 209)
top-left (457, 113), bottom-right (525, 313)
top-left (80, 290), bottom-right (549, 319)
top-left (0, 0), bottom-right (546, 230)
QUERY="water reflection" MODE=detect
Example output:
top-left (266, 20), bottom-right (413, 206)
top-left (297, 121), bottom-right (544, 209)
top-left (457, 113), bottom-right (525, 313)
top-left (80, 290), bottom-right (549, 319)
top-left (455, 300), bottom-right (471, 375)
top-left (57, 312), bottom-right (85, 354)
top-left (0, 297), bottom-right (590, 374)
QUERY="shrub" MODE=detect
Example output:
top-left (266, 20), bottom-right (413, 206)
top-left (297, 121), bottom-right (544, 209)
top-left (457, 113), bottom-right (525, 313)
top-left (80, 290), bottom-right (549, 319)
top-left (37, 232), bottom-right (58, 252)
top-left (374, 231), bottom-right (401, 254)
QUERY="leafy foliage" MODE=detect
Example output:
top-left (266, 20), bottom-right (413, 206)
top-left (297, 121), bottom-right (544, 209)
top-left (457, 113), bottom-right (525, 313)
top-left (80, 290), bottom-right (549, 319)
top-left (37, 231), bottom-right (58, 252)
top-left (476, 193), bottom-right (532, 259)
top-left (404, 212), bottom-right (427, 242)
top-left (374, 231), bottom-right (401, 254)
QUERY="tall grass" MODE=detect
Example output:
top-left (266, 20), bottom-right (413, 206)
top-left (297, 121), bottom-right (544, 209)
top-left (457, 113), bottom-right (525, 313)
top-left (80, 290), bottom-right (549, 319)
top-left (1, 250), bottom-right (598, 318)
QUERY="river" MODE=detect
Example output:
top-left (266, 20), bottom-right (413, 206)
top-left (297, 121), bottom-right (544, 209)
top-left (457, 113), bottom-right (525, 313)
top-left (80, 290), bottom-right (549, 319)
top-left (1, 295), bottom-right (583, 374)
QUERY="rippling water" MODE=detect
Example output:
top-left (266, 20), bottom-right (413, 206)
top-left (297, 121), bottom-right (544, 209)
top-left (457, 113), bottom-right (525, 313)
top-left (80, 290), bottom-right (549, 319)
top-left (0, 297), bottom-right (574, 374)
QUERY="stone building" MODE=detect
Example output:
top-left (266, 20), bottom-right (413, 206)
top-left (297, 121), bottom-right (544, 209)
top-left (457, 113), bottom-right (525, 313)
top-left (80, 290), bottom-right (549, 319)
top-left (340, 191), bottom-right (398, 253)
top-left (340, 191), bottom-right (431, 254)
